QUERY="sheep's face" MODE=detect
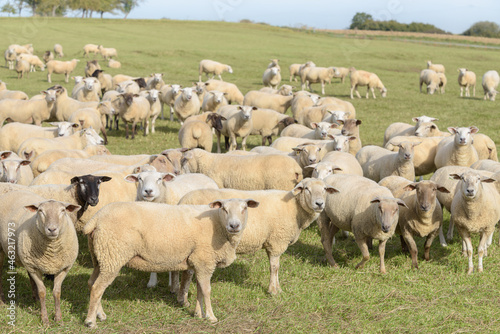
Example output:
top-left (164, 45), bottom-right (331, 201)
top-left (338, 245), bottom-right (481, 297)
top-left (181, 88), bottom-right (194, 101)
top-left (26, 201), bottom-right (80, 239)
top-left (327, 134), bottom-right (355, 152)
top-left (308, 162), bottom-right (342, 180)
top-left (125, 171), bottom-right (175, 202)
top-left (414, 122), bottom-right (437, 137)
top-left (327, 110), bottom-right (349, 123)
top-left (98, 101), bottom-right (116, 115)
top-left (50, 121), bottom-right (79, 137)
top-left (171, 84), bottom-right (181, 95)
top-left (73, 76), bottom-right (84, 84)
top-left (332, 67), bottom-right (340, 76)
top-left (310, 94), bottom-right (321, 105)
top-left (381, 88), bottom-right (387, 98)
top-left (161, 149), bottom-right (185, 176)
top-left (487, 90), bottom-right (497, 101)
top-left (211, 91), bottom-right (225, 104)
top-left (371, 197), bottom-right (406, 233)
top-left (458, 68), bottom-right (467, 76)
top-left (0, 159), bottom-right (30, 184)
top-left (294, 145), bottom-right (322, 167)
top-left (412, 115), bottom-right (438, 126)
top-left (210, 198), bottom-right (258, 235)
top-left (43, 90), bottom-right (57, 103)
top-left (292, 178), bottom-right (338, 213)
top-left (238, 106), bottom-right (254, 121)
top-left (271, 67), bottom-right (279, 76)
top-left (148, 89), bottom-right (159, 103)
top-left (95, 145), bottom-right (111, 155)
top-left (451, 172), bottom-right (495, 200)
top-left (227, 66), bottom-right (233, 74)
top-left (83, 78), bottom-right (95, 91)
top-left (71, 175), bottom-right (112, 207)
top-left (82, 128), bottom-right (105, 146)
top-left (397, 141), bottom-right (419, 162)
top-left (180, 150), bottom-right (197, 173)
top-left (341, 119), bottom-right (361, 137)
top-left (151, 73), bottom-right (163, 83)
top-left (449, 126), bottom-right (478, 146)
top-left (403, 181), bottom-right (449, 213)
top-left (279, 85), bottom-right (293, 96)
top-left (315, 122), bottom-right (335, 139)
top-left (427, 83), bottom-right (437, 95)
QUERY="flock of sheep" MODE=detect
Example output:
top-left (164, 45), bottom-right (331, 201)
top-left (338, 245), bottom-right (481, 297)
top-left (0, 40), bottom-right (499, 328)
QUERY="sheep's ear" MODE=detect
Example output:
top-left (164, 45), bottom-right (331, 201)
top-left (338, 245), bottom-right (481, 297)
top-left (70, 177), bottom-right (81, 184)
top-left (124, 174), bottom-right (139, 183)
top-left (412, 142), bottom-right (422, 147)
top-left (208, 200), bottom-right (223, 209)
top-left (20, 160), bottom-right (31, 166)
top-left (449, 173), bottom-right (462, 180)
top-left (24, 205), bottom-right (39, 213)
top-left (336, 120), bottom-right (345, 125)
top-left (23, 151), bottom-right (33, 160)
top-left (348, 136), bottom-right (357, 141)
top-left (162, 173), bottom-right (176, 182)
top-left (0, 151), bottom-right (12, 160)
top-left (40, 90), bottom-right (48, 95)
top-left (403, 183), bottom-right (417, 192)
top-left (430, 124), bottom-right (437, 130)
top-left (370, 197), bottom-right (381, 204)
top-left (437, 186), bottom-right (450, 193)
top-left (179, 148), bottom-right (192, 153)
top-left (245, 199), bottom-right (260, 208)
top-left (356, 119), bottom-right (362, 126)
top-left (397, 199), bottom-right (409, 209)
top-left (325, 186), bottom-right (339, 194)
top-left (220, 116), bottom-right (227, 121)
top-left (447, 127), bottom-right (457, 135)
top-left (310, 122), bottom-right (319, 129)
top-left (412, 117), bottom-right (419, 122)
top-left (292, 147), bottom-right (304, 153)
top-left (330, 123), bottom-right (340, 129)
top-left (333, 166), bottom-right (343, 172)
top-left (470, 126), bottom-right (479, 134)
top-left (481, 177), bottom-right (496, 183)
top-left (133, 94), bottom-right (140, 97)
top-left (291, 182), bottom-right (304, 196)
top-left (98, 176), bottom-right (112, 183)
top-left (252, 106), bottom-right (257, 110)
top-left (65, 204), bottom-right (81, 213)
top-left (238, 106), bottom-right (243, 111)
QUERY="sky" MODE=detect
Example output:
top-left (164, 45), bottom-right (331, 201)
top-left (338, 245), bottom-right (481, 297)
top-left (117, 0), bottom-right (500, 35)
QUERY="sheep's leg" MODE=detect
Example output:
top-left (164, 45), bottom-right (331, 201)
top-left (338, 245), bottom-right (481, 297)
top-left (289, 74), bottom-right (293, 82)
top-left (29, 271), bottom-right (49, 325)
top-left (350, 85), bottom-right (354, 99)
top-left (215, 130), bottom-right (222, 153)
top-left (478, 231), bottom-right (492, 273)
top-left (321, 81), bottom-right (325, 95)
top-left (64, 73), bottom-right (69, 83)
top-left (151, 114), bottom-right (158, 134)
top-left (402, 232), bottom-right (419, 269)
top-left (438, 217), bottom-right (448, 247)
top-left (178, 269), bottom-right (194, 307)
top-left (143, 119), bottom-right (149, 136)
top-left (170, 271), bottom-right (179, 294)
top-left (100, 126), bottom-right (108, 145)
top-left (195, 273), bottom-right (217, 322)
top-left (460, 87), bottom-right (463, 97)
top-left (446, 221), bottom-right (454, 241)
top-left (317, 213), bottom-right (339, 267)
top-left (355, 86), bottom-right (361, 99)
top-left (53, 266), bottom-right (71, 322)
top-left (114, 115), bottom-right (119, 131)
top-left (355, 237), bottom-right (370, 270)
top-left (125, 122), bottom-right (130, 139)
top-left (267, 254), bottom-right (282, 295)
top-left (47, 73), bottom-right (52, 83)
top-left (400, 235), bottom-right (409, 253)
top-left (487, 230), bottom-right (493, 248)
top-left (85, 270), bottom-right (120, 328)
top-left (341, 76), bottom-right (345, 84)
top-left (267, 136), bottom-right (273, 146)
top-left (241, 135), bottom-right (248, 151)
top-left (229, 133), bottom-right (237, 151)
top-left (424, 231), bottom-right (438, 261)
top-left (378, 239), bottom-right (388, 274)
top-left (261, 136), bottom-right (266, 146)
top-left (459, 231), bottom-right (474, 274)
top-left (147, 273), bottom-right (158, 288)
top-left (169, 105), bottom-right (175, 122)
top-left (218, 74), bottom-right (223, 81)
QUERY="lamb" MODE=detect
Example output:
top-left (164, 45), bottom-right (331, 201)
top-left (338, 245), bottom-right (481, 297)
top-left (178, 113), bottom-right (226, 151)
top-left (139, 89), bottom-right (161, 134)
top-left (0, 151), bottom-right (33, 185)
top-left (0, 122), bottom-right (77, 152)
top-left (83, 44), bottom-right (100, 57)
top-left (458, 68), bottom-right (476, 97)
top-left (30, 145), bottom-right (110, 177)
top-left (173, 88), bottom-right (201, 124)
top-left (300, 66), bottom-right (339, 95)
top-left (178, 178), bottom-right (336, 295)
top-left (98, 45), bottom-right (118, 60)
top-left (243, 90), bottom-right (293, 114)
top-left (216, 105), bottom-right (255, 152)
top-left (437, 72), bottom-right (447, 94)
top-left (250, 108), bottom-right (296, 146)
top-left (385, 135), bottom-right (444, 177)
top-left (267, 58), bottom-right (280, 70)
top-left (181, 148), bottom-right (303, 190)
top-left (91, 69), bottom-right (113, 94)
top-left (323, 110), bottom-right (351, 125)
top-left (17, 128), bottom-right (104, 159)
top-left (434, 126), bottom-right (479, 169)
top-left (378, 176), bottom-right (448, 269)
top-left (201, 90), bottom-right (228, 112)
top-left (15, 59), bottom-right (30, 79)
top-left (0, 191), bottom-right (80, 325)
top-left (383, 115), bottom-right (439, 146)
top-left (259, 84), bottom-right (293, 96)
top-left (84, 60), bottom-right (101, 77)
top-left (159, 84), bottom-right (181, 121)
top-left (108, 59), bottom-right (121, 68)
top-left (47, 59), bottom-right (80, 83)
top-left (482, 70), bottom-right (500, 101)
top-left (116, 93), bottom-right (151, 139)
top-left (349, 67), bottom-right (387, 99)
top-left (204, 79), bottom-right (244, 104)
top-left (4, 48), bottom-right (16, 70)
top-left (199, 59), bottom-right (233, 81)
top-left (450, 171), bottom-right (500, 274)
top-left (332, 66), bottom-right (349, 84)
top-left (318, 174), bottom-right (407, 273)
top-left (280, 122), bottom-right (340, 140)
top-left (0, 89), bottom-right (57, 127)
top-left (54, 43), bottom-right (64, 57)
top-left (17, 54), bottom-right (45, 72)
top-left (83, 198), bottom-right (258, 326)
top-left (419, 69), bottom-right (440, 95)
top-left (43, 50), bottom-right (54, 63)
top-left (289, 63), bottom-right (303, 82)
top-left (427, 60), bottom-right (445, 73)
top-left (356, 142), bottom-right (420, 182)
top-left (191, 81), bottom-right (207, 106)
top-left (339, 118), bottom-right (362, 155)
top-left (0, 80), bottom-right (28, 100)
top-left (72, 77), bottom-right (101, 102)
top-left (262, 67), bottom-right (281, 89)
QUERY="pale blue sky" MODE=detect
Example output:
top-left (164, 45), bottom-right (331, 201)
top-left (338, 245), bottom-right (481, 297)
top-left (117, 0), bottom-right (499, 35)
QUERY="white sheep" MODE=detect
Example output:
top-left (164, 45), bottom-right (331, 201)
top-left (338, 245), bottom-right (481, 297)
top-left (280, 122), bottom-right (340, 140)
top-left (318, 173), bottom-right (407, 273)
top-left (316, 96), bottom-right (356, 118)
top-left (450, 171), bottom-right (500, 274)
top-left (181, 148), bottom-right (303, 190)
top-left (139, 89), bottom-right (161, 134)
top-left (84, 60), bottom-right (101, 77)
top-left (191, 81), bottom-right (207, 106)
top-left (8, 44), bottom-right (32, 54)
top-left (90, 69), bottom-right (113, 94)
top-left (262, 67), bottom-right (281, 89)
top-left (250, 108), bottom-right (296, 146)
top-left (216, 105), bottom-right (256, 152)
top-left (116, 80), bottom-right (140, 94)
top-left (68, 104), bottom-right (113, 145)
top-left (306, 150), bottom-right (363, 179)
top-left (332, 66), bottom-right (349, 84)
top-left (482, 70), bottom-right (499, 101)
top-left (0, 80), bottom-right (28, 100)
top-left (0, 89), bottom-right (57, 127)
top-left (356, 142), bottom-right (420, 182)
top-left (201, 90), bottom-right (228, 112)
top-left (178, 178), bottom-right (336, 295)
top-left (116, 93), bottom-right (151, 139)
top-left (271, 135), bottom-right (356, 155)
top-left (378, 176), bottom-right (449, 269)
top-left (199, 59), bottom-right (233, 81)
top-left (54, 43), bottom-right (64, 57)
top-left (83, 44), bottom-right (100, 57)
top-left (472, 133), bottom-right (498, 161)
top-left (434, 126), bottom-right (479, 169)
top-left (0, 151), bottom-right (33, 185)
top-left (146, 73), bottom-right (165, 90)
top-left (178, 112), bottom-right (226, 151)
top-left (338, 118), bottom-right (362, 155)
top-left (383, 115), bottom-right (439, 146)
top-left (471, 159), bottom-right (500, 173)
top-left (83, 198), bottom-right (258, 326)
top-left (259, 84), bottom-right (293, 96)
top-left (437, 72), bottom-right (447, 94)
top-left (15, 59), bottom-right (30, 79)
top-left (159, 84), bottom-right (181, 121)
top-left (267, 58), bottom-right (280, 70)
top-left (290, 93), bottom-right (321, 122)
top-left (419, 69), bottom-right (440, 95)
top-left (4, 48), bottom-right (16, 70)
top-left (457, 68), bottom-right (476, 97)
top-left (98, 45), bottom-right (118, 60)
top-left (204, 79), bottom-right (244, 104)
top-left (17, 54), bottom-right (45, 72)
top-left (300, 66), bottom-right (339, 95)
top-left (0, 191), bottom-right (80, 325)
top-left (427, 60), bottom-right (445, 73)
top-left (173, 88), bottom-right (201, 124)
top-left (349, 67), bottom-right (387, 99)
top-left (47, 59), bottom-right (80, 83)
top-left (51, 86), bottom-right (99, 122)
top-left (243, 90), bottom-right (293, 114)
top-left (72, 77), bottom-right (101, 102)
top-left (107, 59), bottom-right (120, 69)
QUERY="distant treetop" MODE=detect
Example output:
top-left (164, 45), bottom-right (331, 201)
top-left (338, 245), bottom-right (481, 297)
top-left (349, 12), bottom-right (449, 34)
top-left (463, 21), bottom-right (500, 38)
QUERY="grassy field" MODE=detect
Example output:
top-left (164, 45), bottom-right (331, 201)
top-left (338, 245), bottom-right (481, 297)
top-left (1, 18), bottom-right (500, 333)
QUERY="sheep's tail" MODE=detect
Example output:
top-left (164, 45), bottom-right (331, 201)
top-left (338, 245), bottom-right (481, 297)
top-left (192, 127), bottom-right (202, 139)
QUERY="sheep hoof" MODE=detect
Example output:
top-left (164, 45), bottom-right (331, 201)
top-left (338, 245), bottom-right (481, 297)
top-left (467, 268), bottom-right (473, 275)
top-left (97, 311), bottom-right (107, 321)
top-left (84, 319), bottom-right (97, 328)
top-left (440, 242), bottom-right (448, 247)
top-left (208, 316), bottom-right (218, 323)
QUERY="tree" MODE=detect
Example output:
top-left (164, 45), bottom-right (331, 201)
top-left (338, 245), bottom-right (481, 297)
top-left (463, 21), bottom-right (500, 38)
top-left (119, 0), bottom-right (142, 19)
top-left (1, 2), bottom-right (16, 16)
top-left (350, 12), bottom-right (373, 30)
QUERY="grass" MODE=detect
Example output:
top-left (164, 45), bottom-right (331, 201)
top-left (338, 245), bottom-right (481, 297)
top-left (1, 17), bottom-right (500, 333)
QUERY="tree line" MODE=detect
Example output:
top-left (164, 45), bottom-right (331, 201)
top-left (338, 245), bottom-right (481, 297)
top-left (1, 0), bottom-right (143, 18)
